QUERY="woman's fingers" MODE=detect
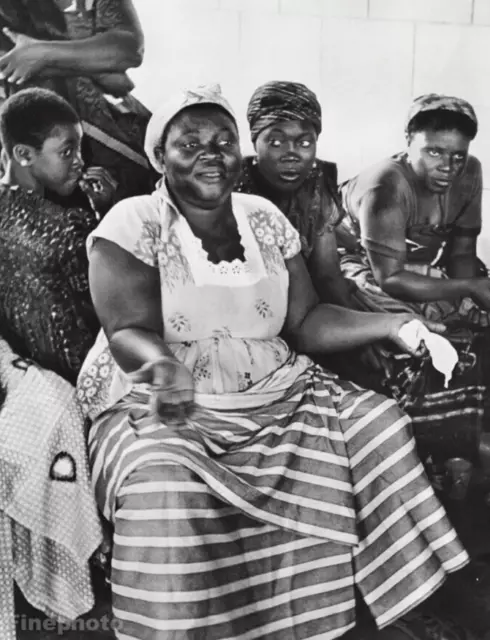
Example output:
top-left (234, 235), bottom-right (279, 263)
top-left (2, 28), bottom-right (21, 44)
top-left (421, 320), bottom-right (447, 334)
top-left (82, 166), bottom-right (118, 190)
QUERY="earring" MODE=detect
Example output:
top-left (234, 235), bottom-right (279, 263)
top-left (252, 157), bottom-right (258, 166)
top-left (20, 160), bottom-right (28, 167)
top-left (312, 160), bottom-right (317, 169)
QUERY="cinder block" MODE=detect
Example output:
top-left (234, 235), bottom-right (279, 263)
top-left (473, 0), bottom-right (490, 25)
top-left (370, 0), bottom-right (472, 24)
top-left (321, 19), bottom-right (414, 113)
top-left (413, 24), bottom-right (490, 106)
top-left (238, 12), bottom-right (323, 109)
top-left (131, 8), bottom-right (240, 110)
top-left (280, 0), bottom-right (367, 19)
top-left (220, 0), bottom-right (279, 12)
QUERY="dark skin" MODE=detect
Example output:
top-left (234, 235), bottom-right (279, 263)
top-left (364, 128), bottom-right (490, 320)
top-left (0, 0), bottom-right (143, 89)
top-left (254, 120), bottom-right (354, 308)
top-left (89, 105), bottom-right (444, 419)
top-left (254, 119), bottom-right (388, 374)
top-left (1, 122), bottom-right (116, 211)
top-left (156, 105), bottom-right (244, 263)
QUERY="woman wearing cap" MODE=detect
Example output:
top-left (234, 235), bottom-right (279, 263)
top-left (339, 94), bottom-right (490, 468)
top-left (340, 94), bottom-right (489, 323)
top-left (236, 80), bottom-right (388, 386)
top-left (77, 85), bottom-right (471, 640)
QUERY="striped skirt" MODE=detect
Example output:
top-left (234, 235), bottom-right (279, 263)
top-left (88, 363), bottom-right (468, 640)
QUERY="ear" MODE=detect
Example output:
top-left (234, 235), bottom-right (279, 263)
top-left (154, 147), bottom-right (165, 168)
top-left (12, 144), bottom-right (35, 167)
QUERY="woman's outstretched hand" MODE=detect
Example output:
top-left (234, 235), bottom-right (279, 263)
top-left (386, 314), bottom-right (446, 357)
top-left (129, 357), bottom-right (195, 423)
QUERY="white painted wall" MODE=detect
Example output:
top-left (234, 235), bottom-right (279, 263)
top-left (130, 0), bottom-right (490, 263)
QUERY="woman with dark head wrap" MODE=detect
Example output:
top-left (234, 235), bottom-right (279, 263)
top-left (339, 94), bottom-right (490, 472)
top-left (237, 80), bottom-right (388, 386)
top-left (237, 81), bottom-right (349, 301)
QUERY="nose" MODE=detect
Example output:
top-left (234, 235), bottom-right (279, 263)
top-left (73, 149), bottom-right (83, 169)
top-left (201, 140), bottom-right (222, 158)
top-left (438, 154), bottom-right (454, 174)
top-left (281, 141), bottom-right (300, 160)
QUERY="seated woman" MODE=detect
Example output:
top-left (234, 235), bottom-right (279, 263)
top-left (77, 84), bottom-right (471, 640)
top-left (0, 0), bottom-right (157, 201)
top-left (236, 80), bottom-right (386, 384)
top-left (0, 87), bottom-right (117, 383)
top-left (339, 94), bottom-right (490, 461)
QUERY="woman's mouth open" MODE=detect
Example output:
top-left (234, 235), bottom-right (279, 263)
top-left (198, 170), bottom-right (225, 183)
top-left (279, 170), bottom-right (301, 182)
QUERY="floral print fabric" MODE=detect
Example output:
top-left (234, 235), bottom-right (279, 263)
top-left (78, 188), bottom-right (302, 419)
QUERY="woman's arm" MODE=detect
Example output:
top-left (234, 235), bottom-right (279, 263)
top-left (308, 229), bottom-right (356, 307)
top-left (0, 0), bottom-right (144, 83)
top-left (89, 238), bottom-right (173, 373)
top-left (362, 187), bottom-right (485, 303)
top-left (282, 253), bottom-right (441, 355)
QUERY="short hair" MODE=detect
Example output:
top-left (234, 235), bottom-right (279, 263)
top-left (407, 108), bottom-right (477, 141)
top-left (0, 88), bottom-right (80, 156)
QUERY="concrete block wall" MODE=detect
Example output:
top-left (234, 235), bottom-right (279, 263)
top-left (131, 0), bottom-right (490, 262)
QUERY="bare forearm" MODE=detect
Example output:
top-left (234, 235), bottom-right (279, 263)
top-left (291, 305), bottom-right (391, 354)
top-left (109, 327), bottom-right (175, 374)
top-left (381, 270), bottom-right (473, 302)
top-left (314, 273), bottom-right (356, 308)
top-left (40, 30), bottom-right (143, 75)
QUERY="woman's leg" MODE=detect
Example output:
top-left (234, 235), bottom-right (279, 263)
top-left (332, 382), bottom-right (469, 629)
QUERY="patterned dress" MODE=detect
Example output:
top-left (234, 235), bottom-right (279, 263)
top-left (77, 184), bottom-right (469, 640)
top-left (0, 184), bottom-right (100, 383)
top-left (236, 156), bottom-right (342, 261)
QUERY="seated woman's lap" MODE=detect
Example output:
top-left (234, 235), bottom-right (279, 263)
top-left (112, 461), bottom-right (357, 639)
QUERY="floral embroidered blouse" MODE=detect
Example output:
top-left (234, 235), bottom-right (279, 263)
top-left (77, 185), bottom-right (302, 420)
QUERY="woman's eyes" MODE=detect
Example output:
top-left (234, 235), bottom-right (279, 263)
top-left (427, 149), bottom-right (466, 161)
top-left (181, 138), bottom-right (234, 149)
top-left (268, 139), bottom-right (312, 148)
top-left (61, 148), bottom-right (74, 158)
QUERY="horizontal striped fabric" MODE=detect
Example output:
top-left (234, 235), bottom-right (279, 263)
top-left (88, 364), bottom-right (468, 640)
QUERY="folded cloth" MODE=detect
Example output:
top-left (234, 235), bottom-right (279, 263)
top-left (0, 337), bottom-right (102, 622)
top-left (398, 320), bottom-right (458, 387)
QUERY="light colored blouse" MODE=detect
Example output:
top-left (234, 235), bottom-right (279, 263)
top-left (77, 185), bottom-right (303, 421)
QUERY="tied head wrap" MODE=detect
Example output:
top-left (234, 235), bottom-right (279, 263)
top-left (405, 93), bottom-right (478, 137)
top-left (144, 84), bottom-right (236, 173)
top-left (246, 81), bottom-right (322, 144)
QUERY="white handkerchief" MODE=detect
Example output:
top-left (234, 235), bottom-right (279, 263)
top-left (398, 319), bottom-right (458, 387)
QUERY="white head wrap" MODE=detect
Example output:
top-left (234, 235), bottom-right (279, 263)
top-left (144, 83), bottom-right (237, 173)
